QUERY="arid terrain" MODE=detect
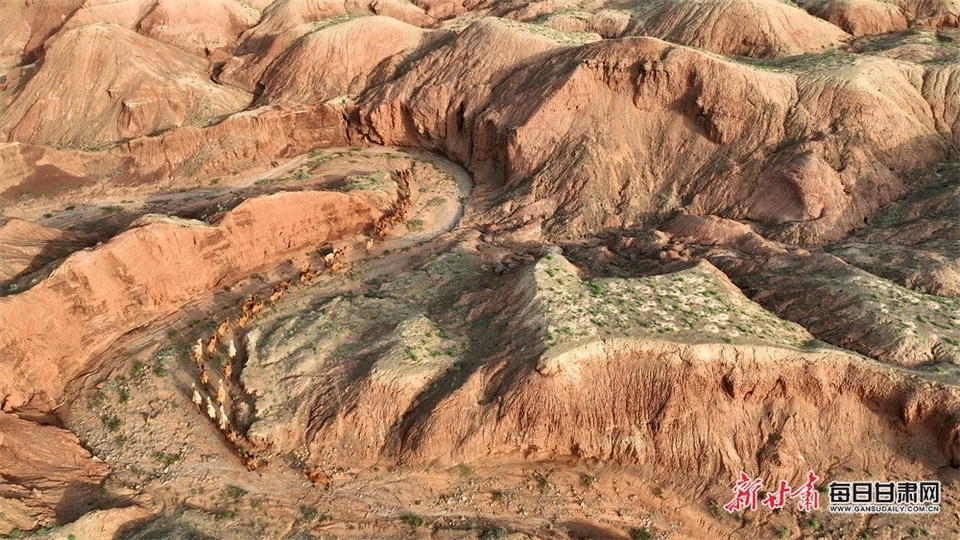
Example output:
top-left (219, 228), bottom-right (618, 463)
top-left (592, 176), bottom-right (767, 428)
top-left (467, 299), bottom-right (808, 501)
top-left (1, 1), bottom-right (960, 539)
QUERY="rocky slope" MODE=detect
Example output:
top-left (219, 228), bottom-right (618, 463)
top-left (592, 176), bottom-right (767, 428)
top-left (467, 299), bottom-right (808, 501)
top-left (239, 248), bottom-right (960, 480)
top-left (136, 0), bottom-right (262, 58)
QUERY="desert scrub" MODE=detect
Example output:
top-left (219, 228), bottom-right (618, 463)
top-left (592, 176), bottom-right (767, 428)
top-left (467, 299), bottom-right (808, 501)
top-left (153, 451), bottom-right (181, 466)
top-left (407, 218), bottom-right (425, 231)
top-left (451, 462), bottom-right (473, 477)
top-left (480, 528), bottom-right (509, 540)
top-left (222, 485), bottom-right (247, 500)
top-left (401, 513), bottom-right (425, 529)
top-left (299, 505), bottom-right (319, 521)
top-left (88, 390), bottom-right (106, 408)
top-left (498, 17), bottom-right (599, 45)
top-left (101, 415), bottom-right (122, 432)
top-left (532, 471), bottom-right (552, 493)
top-left (533, 254), bottom-right (812, 349)
top-left (341, 172), bottom-right (387, 194)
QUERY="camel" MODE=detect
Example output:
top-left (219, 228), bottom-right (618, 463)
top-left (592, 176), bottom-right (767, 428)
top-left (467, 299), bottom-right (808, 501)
top-left (228, 339), bottom-right (237, 360)
top-left (206, 334), bottom-right (218, 357)
top-left (251, 301), bottom-right (265, 315)
top-left (216, 379), bottom-right (226, 405)
top-left (206, 396), bottom-right (216, 420)
top-left (191, 339), bottom-right (204, 366)
top-left (365, 238), bottom-right (374, 252)
top-left (224, 360), bottom-right (233, 381)
top-left (241, 296), bottom-right (257, 314)
top-left (302, 469), bottom-right (330, 487)
top-left (218, 405), bottom-right (230, 431)
top-left (237, 312), bottom-right (250, 329)
top-left (242, 451), bottom-right (259, 472)
top-left (269, 280), bottom-right (291, 303)
top-left (299, 264), bottom-right (316, 283)
top-left (200, 364), bottom-right (209, 387)
top-left (225, 426), bottom-right (238, 443)
top-left (191, 383), bottom-right (202, 409)
top-left (323, 246), bottom-right (349, 274)
top-left (216, 318), bottom-right (230, 338)
top-left (376, 221), bottom-right (388, 239)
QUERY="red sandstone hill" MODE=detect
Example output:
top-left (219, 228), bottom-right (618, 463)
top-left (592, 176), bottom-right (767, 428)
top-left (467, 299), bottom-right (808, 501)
top-left (135, 0), bottom-right (262, 58)
top-left (358, 18), bottom-right (957, 246)
top-left (0, 22), bottom-right (252, 148)
top-left (0, 0), bottom-right (83, 68)
top-left (799, 0), bottom-right (959, 35)
top-left (623, 0), bottom-right (850, 58)
top-left (0, 190), bottom-right (388, 412)
top-left (798, 0), bottom-right (910, 35)
top-left (219, 0), bottom-right (433, 93)
top-left (257, 16), bottom-right (431, 105)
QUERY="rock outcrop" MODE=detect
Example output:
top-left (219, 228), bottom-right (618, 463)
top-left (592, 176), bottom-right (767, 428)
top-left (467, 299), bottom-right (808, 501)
top-left (0, 218), bottom-right (93, 285)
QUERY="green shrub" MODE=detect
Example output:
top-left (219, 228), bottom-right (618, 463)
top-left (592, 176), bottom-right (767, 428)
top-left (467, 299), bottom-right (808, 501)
top-left (401, 513), bottom-right (424, 529)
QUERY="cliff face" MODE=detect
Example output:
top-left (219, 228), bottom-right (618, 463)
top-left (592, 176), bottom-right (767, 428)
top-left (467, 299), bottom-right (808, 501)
top-left (402, 339), bottom-right (960, 481)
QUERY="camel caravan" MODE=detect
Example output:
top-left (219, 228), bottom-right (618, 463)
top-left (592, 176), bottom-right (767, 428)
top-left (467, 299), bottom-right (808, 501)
top-left (312, 167), bottom-right (414, 276)
top-left (374, 168), bottom-right (413, 240)
top-left (185, 251), bottom-right (347, 472)
top-left (189, 318), bottom-right (248, 468)
top-left (182, 167), bottom-right (418, 474)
